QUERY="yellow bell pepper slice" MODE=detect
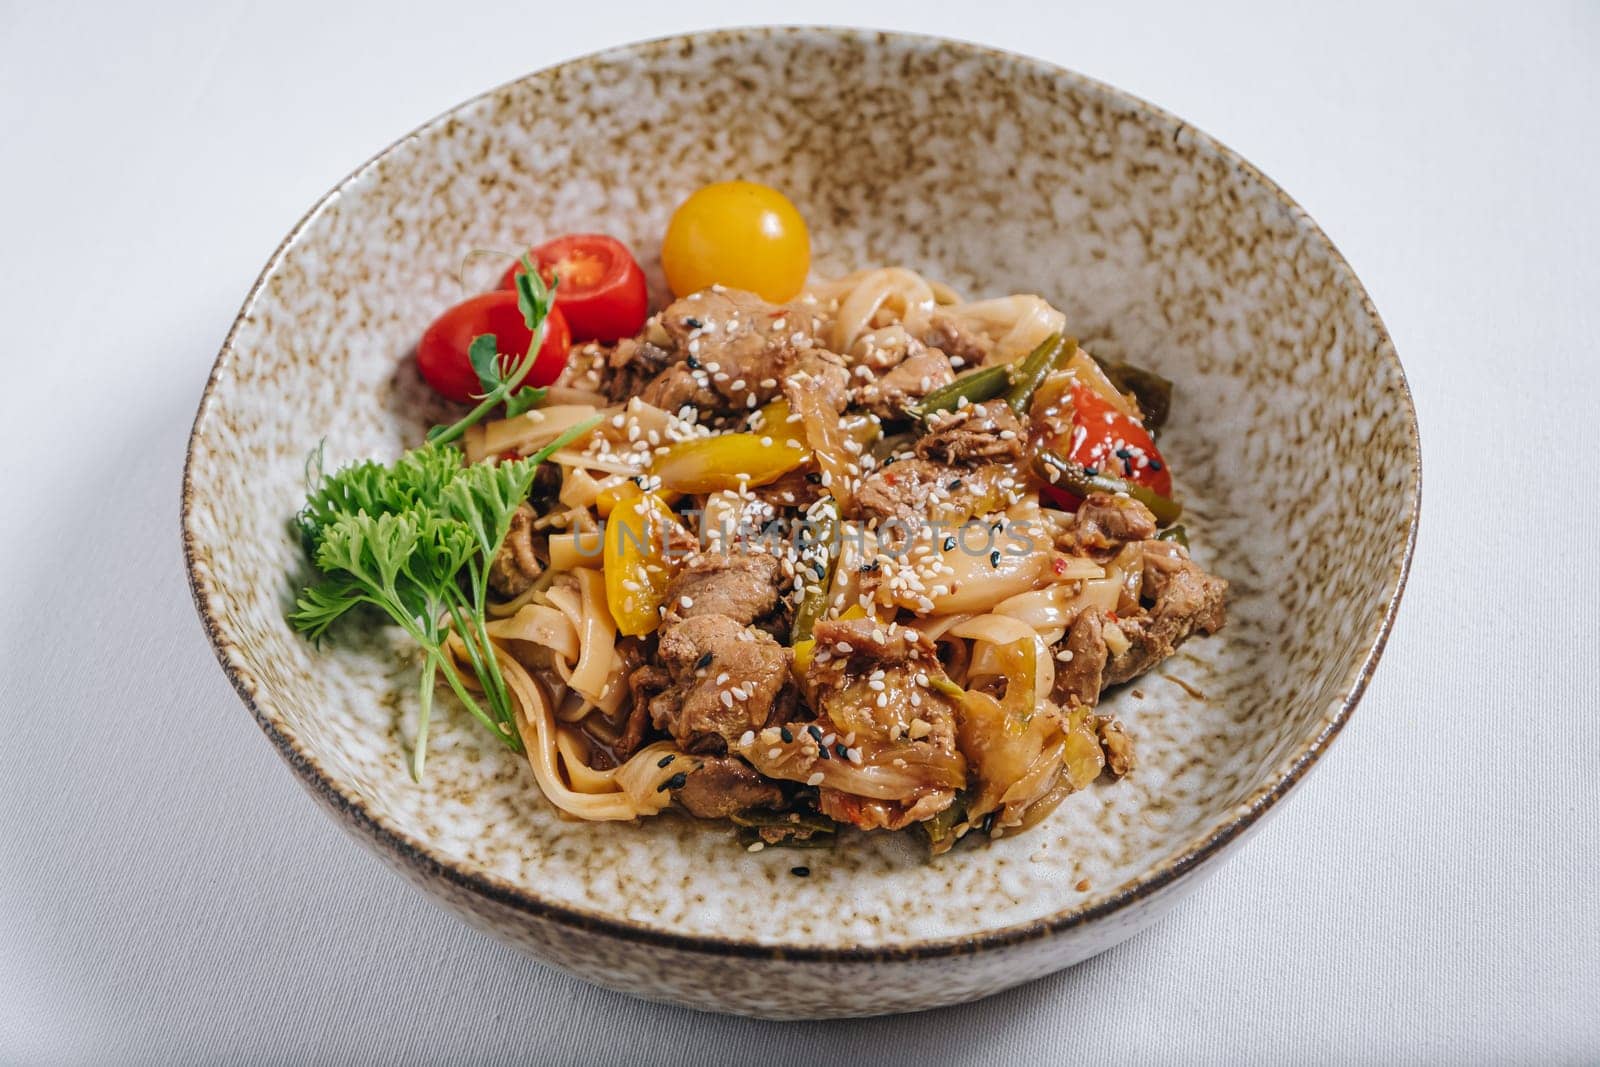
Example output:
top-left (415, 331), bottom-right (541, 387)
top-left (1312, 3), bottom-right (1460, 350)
top-left (651, 432), bottom-right (808, 494)
top-left (595, 479), bottom-right (680, 518)
top-left (604, 492), bottom-right (685, 637)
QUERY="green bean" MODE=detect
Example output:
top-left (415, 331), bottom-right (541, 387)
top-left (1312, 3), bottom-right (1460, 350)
top-left (1156, 524), bottom-right (1189, 549)
top-left (1004, 333), bottom-right (1070, 415)
top-left (1034, 449), bottom-right (1183, 526)
top-left (791, 498), bottom-right (841, 644)
top-left (911, 363), bottom-right (1011, 418)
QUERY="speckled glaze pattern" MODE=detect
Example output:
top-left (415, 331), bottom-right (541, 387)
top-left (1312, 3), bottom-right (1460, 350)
top-left (182, 28), bottom-right (1419, 1018)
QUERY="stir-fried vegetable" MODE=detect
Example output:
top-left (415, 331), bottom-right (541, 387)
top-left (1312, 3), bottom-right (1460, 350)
top-left (918, 793), bottom-right (969, 855)
top-left (790, 498), bottom-right (841, 643)
top-left (1156, 524), bottom-right (1190, 548)
top-left (912, 363), bottom-right (1012, 417)
top-left (427, 259), bottom-right (567, 447)
top-left (1034, 449), bottom-right (1183, 525)
top-left (603, 490), bottom-right (686, 637)
top-left (1094, 355), bottom-right (1174, 432)
top-left (731, 810), bottom-right (839, 849)
top-left (290, 425), bottom-right (593, 780)
top-left (1004, 333), bottom-right (1071, 415)
top-left (912, 332), bottom-right (1071, 419)
top-left (651, 432), bottom-right (808, 493)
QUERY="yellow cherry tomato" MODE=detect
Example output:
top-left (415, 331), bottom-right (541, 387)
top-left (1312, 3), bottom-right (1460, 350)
top-left (661, 181), bottom-right (810, 302)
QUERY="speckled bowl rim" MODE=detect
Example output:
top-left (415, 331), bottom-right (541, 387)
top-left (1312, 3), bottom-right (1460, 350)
top-left (181, 25), bottom-right (1420, 964)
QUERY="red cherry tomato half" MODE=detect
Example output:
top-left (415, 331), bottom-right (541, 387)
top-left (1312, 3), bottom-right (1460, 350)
top-left (417, 290), bottom-right (571, 404)
top-left (1042, 382), bottom-right (1171, 510)
top-left (1065, 382), bottom-right (1172, 496)
top-left (501, 234), bottom-right (648, 343)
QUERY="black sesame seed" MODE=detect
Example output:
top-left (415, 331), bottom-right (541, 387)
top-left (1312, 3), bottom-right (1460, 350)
top-left (818, 745), bottom-right (831, 760)
top-left (834, 744), bottom-right (849, 759)
top-left (686, 354), bottom-right (701, 369)
top-left (859, 560), bottom-right (880, 574)
top-left (1115, 448), bottom-right (1132, 459)
top-left (990, 550), bottom-right (1002, 567)
top-left (780, 726), bottom-right (794, 743)
top-left (1150, 459), bottom-right (1163, 471)
top-left (658, 772), bottom-right (689, 793)
top-left (805, 471), bottom-right (823, 484)
top-left (948, 479), bottom-right (964, 490)
top-left (790, 866), bottom-right (811, 877)
top-left (695, 651), bottom-right (714, 670)
top-left (684, 316), bottom-right (703, 329)
top-left (943, 536), bottom-right (956, 552)
top-left (656, 754), bottom-right (676, 768)
top-left (1084, 466), bottom-right (1098, 477)
top-left (807, 724), bottom-right (824, 742)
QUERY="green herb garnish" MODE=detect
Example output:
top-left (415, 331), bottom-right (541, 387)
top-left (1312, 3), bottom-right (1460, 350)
top-left (291, 419), bottom-right (597, 780)
top-left (427, 256), bottom-right (557, 447)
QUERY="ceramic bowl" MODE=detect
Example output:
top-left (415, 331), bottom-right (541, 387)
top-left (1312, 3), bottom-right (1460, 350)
top-left (182, 27), bottom-right (1419, 1018)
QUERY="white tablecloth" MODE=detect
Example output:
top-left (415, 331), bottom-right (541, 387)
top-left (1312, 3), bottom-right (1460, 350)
top-left (3, 1), bottom-right (1595, 1061)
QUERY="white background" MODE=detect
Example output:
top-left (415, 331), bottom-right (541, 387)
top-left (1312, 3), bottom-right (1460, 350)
top-left (2, 1), bottom-right (1596, 1063)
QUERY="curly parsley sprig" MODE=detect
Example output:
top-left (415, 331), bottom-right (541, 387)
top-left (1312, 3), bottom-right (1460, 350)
top-left (291, 419), bottom-right (598, 780)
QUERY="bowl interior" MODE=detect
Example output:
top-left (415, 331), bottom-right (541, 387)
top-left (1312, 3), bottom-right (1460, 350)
top-left (184, 29), bottom-right (1417, 949)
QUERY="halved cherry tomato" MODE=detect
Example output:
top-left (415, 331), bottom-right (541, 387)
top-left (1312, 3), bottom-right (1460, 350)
top-left (1041, 382), bottom-right (1171, 510)
top-left (1065, 382), bottom-right (1171, 497)
top-left (417, 290), bottom-right (571, 404)
top-left (500, 234), bottom-right (648, 343)
top-left (661, 181), bottom-right (810, 302)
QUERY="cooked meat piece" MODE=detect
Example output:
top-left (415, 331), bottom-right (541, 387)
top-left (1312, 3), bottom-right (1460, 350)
top-left (1104, 541), bottom-right (1228, 684)
top-left (528, 461), bottom-right (562, 513)
top-left (806, 618), bottom-right (960, 755)
top-left (662, 551), bottom-right (785, 628)
top-left (915, 399), bottom-right (1025, 466)
top-left (487, 503), bottom-right (544, 598)
top-left (780, 350), bottom-right (853, 414)
top-left (673, 756), bottom-right (786, 819)
top-left (852, 347), bottom-right (955, 420)
top-left (615, 637), bottom-right (658, 760)
top-left (555, 337), bottom-right (675, 403)
top-left (640, 362), bottom-right (720, 415)
top-left (849, 458), bottom-right (1010, 525)
top-left (660, 287), bottom-right (824, 352)
top-left (810, 616), bottom-right (930, 667)
top-left (1095, 716), bottom-right (1136, 777)
top-left (818, 789), bottom-right (953, 832)
top-left (923, 312), bottom-right (992, 367)
top-left (1052, 608), bottom-right (1108, 708)
top-left (750, 467), bottom-right (825, 510)
top-left (1058, 493), bottom-right (1159, 554)
top-left (640, 288), bottom-right (850, 418)
top-left (598, 338), bottom-right (675, 403)
top-left (844, 325), bottom-right (926, 373)
top-left (650, 614), bottom-right (790, 754)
